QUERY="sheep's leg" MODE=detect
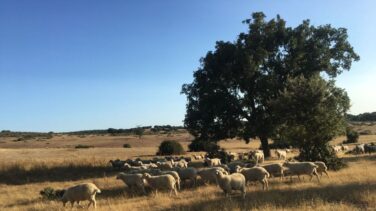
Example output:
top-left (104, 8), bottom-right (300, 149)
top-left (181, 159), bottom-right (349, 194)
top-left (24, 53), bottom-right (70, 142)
top-left (70, 201), bottom-right (74, 207)
top-left (324, 170), bottom-right (329, 178)
top-left (174, 187), bottom-right (178, 196)
top-left (262, 179), bottom-right (268, 190)
top-left (87, 200), bottom-right (92, 208)
top-left (314, 171), bottom-right (320, 182)
top-left (260, 180), bottom-right (265, 190)
top-left (241, 188), bottom-right (246, 199)
top-left (298, 175), bottom-right (301, 181)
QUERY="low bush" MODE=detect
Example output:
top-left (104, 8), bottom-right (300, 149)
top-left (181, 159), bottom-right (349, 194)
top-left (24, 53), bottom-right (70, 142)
top-left (157, 140), bottom-right (184, 155)
top-left (345, 128), bottom-right (359, 144)
top-left (123, 143), bottom-right (131, 148)
top-left (75, 144), bottom-right (93, 149)
top-left (188, 139), bottom-right (219, 152)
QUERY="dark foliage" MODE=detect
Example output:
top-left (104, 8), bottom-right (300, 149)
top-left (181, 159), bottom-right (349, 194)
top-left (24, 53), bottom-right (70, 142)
top-left (123, 143), bottom-right (131, 148)
top-left (345, 128), bottom-right (359, 143)
top-left (347, 112), bottom-right (376, 122)
top-left (188, 139), bottom-right (220, 152)
top-left (157, 140), bottom-right (185, 155)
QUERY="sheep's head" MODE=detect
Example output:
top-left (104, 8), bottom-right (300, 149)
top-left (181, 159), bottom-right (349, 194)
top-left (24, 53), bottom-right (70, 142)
top-left (215, 170), bottom-right (223, 177)
top-left (142, 173), bottom-right (151, 179)
top-left (116, 173), bottom-right (125, 180)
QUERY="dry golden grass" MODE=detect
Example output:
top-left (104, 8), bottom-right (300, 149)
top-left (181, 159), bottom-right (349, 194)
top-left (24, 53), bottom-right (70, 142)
top-left (0, 154), bottom-right (374, 211)
top-left (0, 130), bottom-right (375, 210)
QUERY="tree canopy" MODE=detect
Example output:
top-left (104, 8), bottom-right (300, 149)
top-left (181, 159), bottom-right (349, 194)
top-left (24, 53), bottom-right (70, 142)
top-left (181, 12), bottom-right (359, 157)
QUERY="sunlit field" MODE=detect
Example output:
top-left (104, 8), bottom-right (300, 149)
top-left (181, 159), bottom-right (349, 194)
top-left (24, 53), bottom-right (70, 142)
top-left (0, 131), bottom-right (375, 210)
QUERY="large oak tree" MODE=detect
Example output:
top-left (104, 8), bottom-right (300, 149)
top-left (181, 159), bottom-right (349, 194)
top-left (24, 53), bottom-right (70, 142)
top-left (181, 12), bottom-right (359, 157)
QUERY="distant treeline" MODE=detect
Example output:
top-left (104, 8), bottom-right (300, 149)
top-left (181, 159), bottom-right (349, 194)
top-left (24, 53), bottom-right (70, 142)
top-left (65, 125), bottom-right (185, 135)
top-left (347, 112), bottom-right (376, 122)
top-left (0, 125), bottom-right (186, 137)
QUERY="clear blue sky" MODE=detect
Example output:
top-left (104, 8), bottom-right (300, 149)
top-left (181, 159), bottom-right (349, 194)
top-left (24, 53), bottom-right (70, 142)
top-left (1, 0), bottom-right (375, 132)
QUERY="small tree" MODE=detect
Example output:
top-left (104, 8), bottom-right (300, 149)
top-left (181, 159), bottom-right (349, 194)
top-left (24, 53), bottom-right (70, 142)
top-left (157, 140), bottom-right (185, 155)
top-left (134, 126), bottom-right (144, 139)
top-left (271, 75), bottom-right (349, 170)
top-left (345, 128), bottom-right (359, 143)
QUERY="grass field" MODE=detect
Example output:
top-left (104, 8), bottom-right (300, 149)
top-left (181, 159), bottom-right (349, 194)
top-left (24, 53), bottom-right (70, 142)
top-left (0, 130), bottom-right (375, 210)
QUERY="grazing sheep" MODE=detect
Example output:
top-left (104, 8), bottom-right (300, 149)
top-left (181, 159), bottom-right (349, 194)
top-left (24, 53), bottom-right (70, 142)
top-left (205, 158), bottom-right (222, 167)
top-left (365, 143), bottom-right (376, 154)
top-left (249, 150), bottom-right (264, 164)
top-left (198, 167), bottom-right (227, 185)
top-left (332, 145), bottom-right (342, 153)
top-left (193, 155), bottom-right (203, 160)
top-left (61, 183), bottom-right (101, 208)
top-left (275, 150), bottom-right (287, 160)
top-left (237, 166), bottom-right (269, 190)
top-left (215, 170), bottom-right (246, 199)
top-left (341, 145), bottom-right (349, 152)
top-left (314, 161), bottom-right (329, 178)
top-left (116, 173), bottom-right (146, 194)
top-left (142, 173), bottom-right (178, 196)
top-left (354, 144), bottom-right (365, 154)
top-left (157, 161), bottom-right (174, 170)
top-left (261, 163), bottom-right (285, 180)
top-left (124, 163), bottom-right (147, 172)
top-left (173, 167), bottom-right (198, 187)
top-left (174, 159), bottom-right (188, 168)
top-left (109, 159), bottom-right (126, 169)
top-left (283, 161), bottom-right (320, 182)
top-left (158, 171), bottom-right (181, 190)
top-left (227, 161), bottom-right (246, 173)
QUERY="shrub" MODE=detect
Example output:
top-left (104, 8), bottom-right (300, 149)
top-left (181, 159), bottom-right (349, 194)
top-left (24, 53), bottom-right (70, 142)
top-left (157, 140), bottom-right (184, 155)
top-left (188, 139), bottom-right (219, 152)
top-left (123, 143), bottom-right (131, 148)
top-left (345, 128), bottom-right (359, 143)
top-left (296, 144), bottom-right (347, 171)
top-left (75, 144), bottom-right (93, 149)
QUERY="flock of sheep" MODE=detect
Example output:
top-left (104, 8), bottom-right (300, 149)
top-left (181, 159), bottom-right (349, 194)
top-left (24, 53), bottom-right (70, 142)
top-left (332, 142), bottom-right (376, 154)
top-left (57, 148), bottom-right (335, 208)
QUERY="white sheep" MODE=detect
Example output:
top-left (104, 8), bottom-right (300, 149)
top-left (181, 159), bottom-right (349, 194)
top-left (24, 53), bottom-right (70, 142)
top-left (314, 161), bottom-right (329, 178)
top-left (124, 163), bottom-right (147, 172)
top-left (61, 183), bottom-right (101, 208)
top-left (237, 166), bottom-right (269, 190)
top-left (156, 161), bottom-right (174, 170)
top-left (174, 159), bottom-right (188, 168)
top-left (354, 144), bottom-right (365, 154)
top-left (275, 150), bottom-right (287, 160)
top-left (174, 167), bottom-right (198, 187)
top-left (116, 173), bottom-right (146, 194)
top-left (332, 145), bottom-right (342, 153)
top-left (158, 170), bottom-right (181, 190)
top-left (261, 163), bottom-right (285, 180)
top-left (341, 145), bottom-right (349, 152)
top-left (283, 161), bottom-right (320, 182)
top-left (198, 167), bottom-right (227, 185)
top-left (215, 170), bottom-right (246, 199)
top-left (142, 173), bottom-right (178, 196)
top-left (193, 155), bottom-right (203, 160)
top-left (205, 158), bottom-right (222, 167)
top-left (249, 150), bottom-right (264, 164)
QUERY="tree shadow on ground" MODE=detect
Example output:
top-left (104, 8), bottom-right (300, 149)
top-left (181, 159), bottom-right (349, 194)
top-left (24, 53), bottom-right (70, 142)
top-left (164, 182), bottom-right (375, 211)
top-left (0, 165), bottom-right (120, 185)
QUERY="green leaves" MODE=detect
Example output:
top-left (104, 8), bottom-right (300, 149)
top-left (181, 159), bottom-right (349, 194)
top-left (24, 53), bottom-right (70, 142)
top-left (181, 12), bottom-right (358, 158)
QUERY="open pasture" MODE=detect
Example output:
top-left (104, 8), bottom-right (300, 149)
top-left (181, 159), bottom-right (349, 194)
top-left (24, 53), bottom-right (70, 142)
top-left (0, 133), bottom-right (375, 210)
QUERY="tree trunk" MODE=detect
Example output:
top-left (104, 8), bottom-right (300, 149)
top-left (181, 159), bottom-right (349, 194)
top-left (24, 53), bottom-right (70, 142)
top-left (260, 136), bottom-right (271, 158)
